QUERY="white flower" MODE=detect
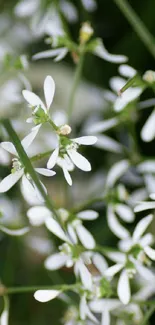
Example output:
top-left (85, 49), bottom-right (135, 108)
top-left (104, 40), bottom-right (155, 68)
top-left (79, 294), bottom-right (98, 324)
top-left (93, 40), bottom-right (128, 64)
top-left (47, 136), bottom-right (97, 185)
top-left (119, 214), bottom-right (155, 262)
top-left (90, 298), bottom-right (121, 325)
top-left (27, 206), bottom-right (98, 249)
top-left (0, 126), bottom-right (55, 200)
top-left (22, 75), bottom-right (55, 126)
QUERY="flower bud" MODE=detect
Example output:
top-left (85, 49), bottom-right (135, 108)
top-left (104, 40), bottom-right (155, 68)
top-left (58, 124), bottom-right (72, 135)
top-left (79, 22), bottom-right (94, 44)
top-left (143, 70), bottom-right (155, 83)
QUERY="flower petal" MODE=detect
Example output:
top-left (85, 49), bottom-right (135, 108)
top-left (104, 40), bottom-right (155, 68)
top-left (134, 202), bottom-right (155, 213)
top-left (133, 214), bottom-right (153, 241)
top-left (117, 270), bottom-right (130, 305)
top-left (118, 65), bottom-right (137, 78)
top-left (34, 290), bottom-right (60, 302)
top-left (67, 149), bottom-right (91, 171)
top-left (1, 142), bottom-right (17, 156)
top-left (45, 217), bottom-right (69, 242)
top-left (44, 75), bottom-right (55, 110)
top-left (62, 165), bottom-right (72, 186)
top-left (89, 118), bottom-right (118, 134)
top-left (93, 40), bottom-right (128, 63)
top-left (76, 224), bottom-right (95, 249)
top-left (144, 246), bottom-right (155, 260)
top-left (77, 210), bottom-right (99, 220)
top-left (0, 225), bottom-right (29, 236)
top-left (35, 168), bottom-right (56, 177)
top-left (22, 90), bottom-right (46, 111)
top-left (32, 48), bottom-right (67, 60)
top-left (67, 224), bottom-right (78, 244)
top-left (92, 253), bottom-right (108, 275)
top-left (76, 260), bottom-right (92, 290)
top-left (101, 309), bottom-right (110, 325)
top-left (21, 125), bottom-right (41, 151)
top-left (105, 264), bottom-right (123, 277)
top-left (47, 148), bottom-right (59, 169)
top-left (27, 206), bottom-right (51, 226)
top-left (141, 109), bottom-right (155, 142)
top-left (95, 135), bottom-right (122, 153)
top-left (44, 253), bottom-right (68, 270)
top-left (0, 170), bottom-right (23, 193)
top-left (106, 160), bottom-right (129, 188)
top-left (107, 206), bottom-right (130, 239)
top-left (115, 204), bottom-right (134, 223)
top-left (72, 136), bottom-right (97, 145)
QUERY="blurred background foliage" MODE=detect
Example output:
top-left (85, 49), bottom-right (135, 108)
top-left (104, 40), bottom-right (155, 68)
top-left (0, 0), bottom-right (155, 324)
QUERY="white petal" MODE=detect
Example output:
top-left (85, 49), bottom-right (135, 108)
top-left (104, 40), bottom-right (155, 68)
top-left (89, 118), bottom-right (118, 134)
top-left (101, 309), bottom-right (110, 325)
top-left (118, 65), bottom-right (137, 78)
top-left (133, 214), bottom-right (153, 241)
top-left (110, 77), bottom-right (126, 93)
top-left (141, 109), bottom-right (155, 142)
top-left (0, 309), bottom-right (9, 325)
top-left (47, 148), bottom-right (59, 169)
top-left (92, 253), bottom-right (108, 275)
top-left (138, 161), bottom-right (155, 173)
top-left (76, 260), bottom-right (92, 290)
top-left (0, 170), bottom-right (23, 193)
top-left (44, 75), bottom-right (55, 110)
top-left (117, 270), bottom-right (130, 305)
top-left (118, 238), bottom-right (133, 252)
top-left (34, 290), bottom-right (60, 302)
top-left (79, 295), bottom-right (87, 320)
top-left (105, 264), bottom-right (123, 277)
top-left (106, 160), bottom-right (129, 188)
top-left (27, 206), bottom-right (51, 226)
top-left (76, 224), bottom-right (95, 249)
top-left (95, 135), bottom-right (122, 153)
top-left (115, 204), bottom-right (134, 222)
top-left (0, 225), bottom-right (29, 236)
top-left (21, 125), bottom-right (40, 151)
top-left (107, 252), bottom-right (126, 264)
top-left (107, 206), bottom-right (130, 239)
top-left (114, 88), bottom-right (142, 112)
top-left (135, 261), bottom-right (155, 281)
top-left (67, 224), bottom-right (78, 244)
top-left (134, 202), bottom-right (155, 213)
top-left (45, 217), bottom-right (69, 242)
top-left (62, 165), bottom-right (72, 186)
top-left (139, 233), bottom-right (153, 247)
top-left (150, 193), bottom-right (155, 200)
top-left (44, 253), bottom-right (68, 270)
top-left (81, 0), bottom-right (97, 12)
top-left (67, 149), bottom-right (91, 171)
top-left (1, 142), bottom-right (17, 156)
top-left (22, 175), bottom-right (43, 204)
top-left (77, 210), bottom-right (99, 220)
top-left (22, 90), bottom-right (46, 111)
top-left (54, 48), bottom-right (68, 62)
top-left (35, 168), bottom-right (56, 177)
top-left (72, 136), bottom-right (97, 145)
top-left (144, 246), bottom-right (155, 260)
top-left (32, 48), bottom-right (67, 60)
top-left (94, 40), bottom-right (128, 63)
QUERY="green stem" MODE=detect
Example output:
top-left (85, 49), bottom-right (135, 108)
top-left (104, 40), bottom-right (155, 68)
top-left (48, 119), bottom-right (59, 131)
top-left (3, 283), bottom-right (80, 295)
top-left (114, 0), bottom-right (155, 59)
top-left (140, 305), bottom-right (155, 325)
top-left (67, 53), bottom-right (85, 121)
top-left (31, 150), bottom-right (53, 162)
top-left (1, 119), bottom-right (60, 222)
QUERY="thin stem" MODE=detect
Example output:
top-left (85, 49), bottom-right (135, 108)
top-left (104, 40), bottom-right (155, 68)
top-left (31, 150), bottom-right (53, 162)
top-left (48, 119), bottom-right (59, 131)
top-left (141, 305), bottom-right (155, 325)
top-left (3, 283), bottom-right (80, 295)
top-left (1, 119), bottom-right (60, 222)
top-left (67, 53), bottom-right (85, 121)
top-left (114, 0), bottom-right (155, 59)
